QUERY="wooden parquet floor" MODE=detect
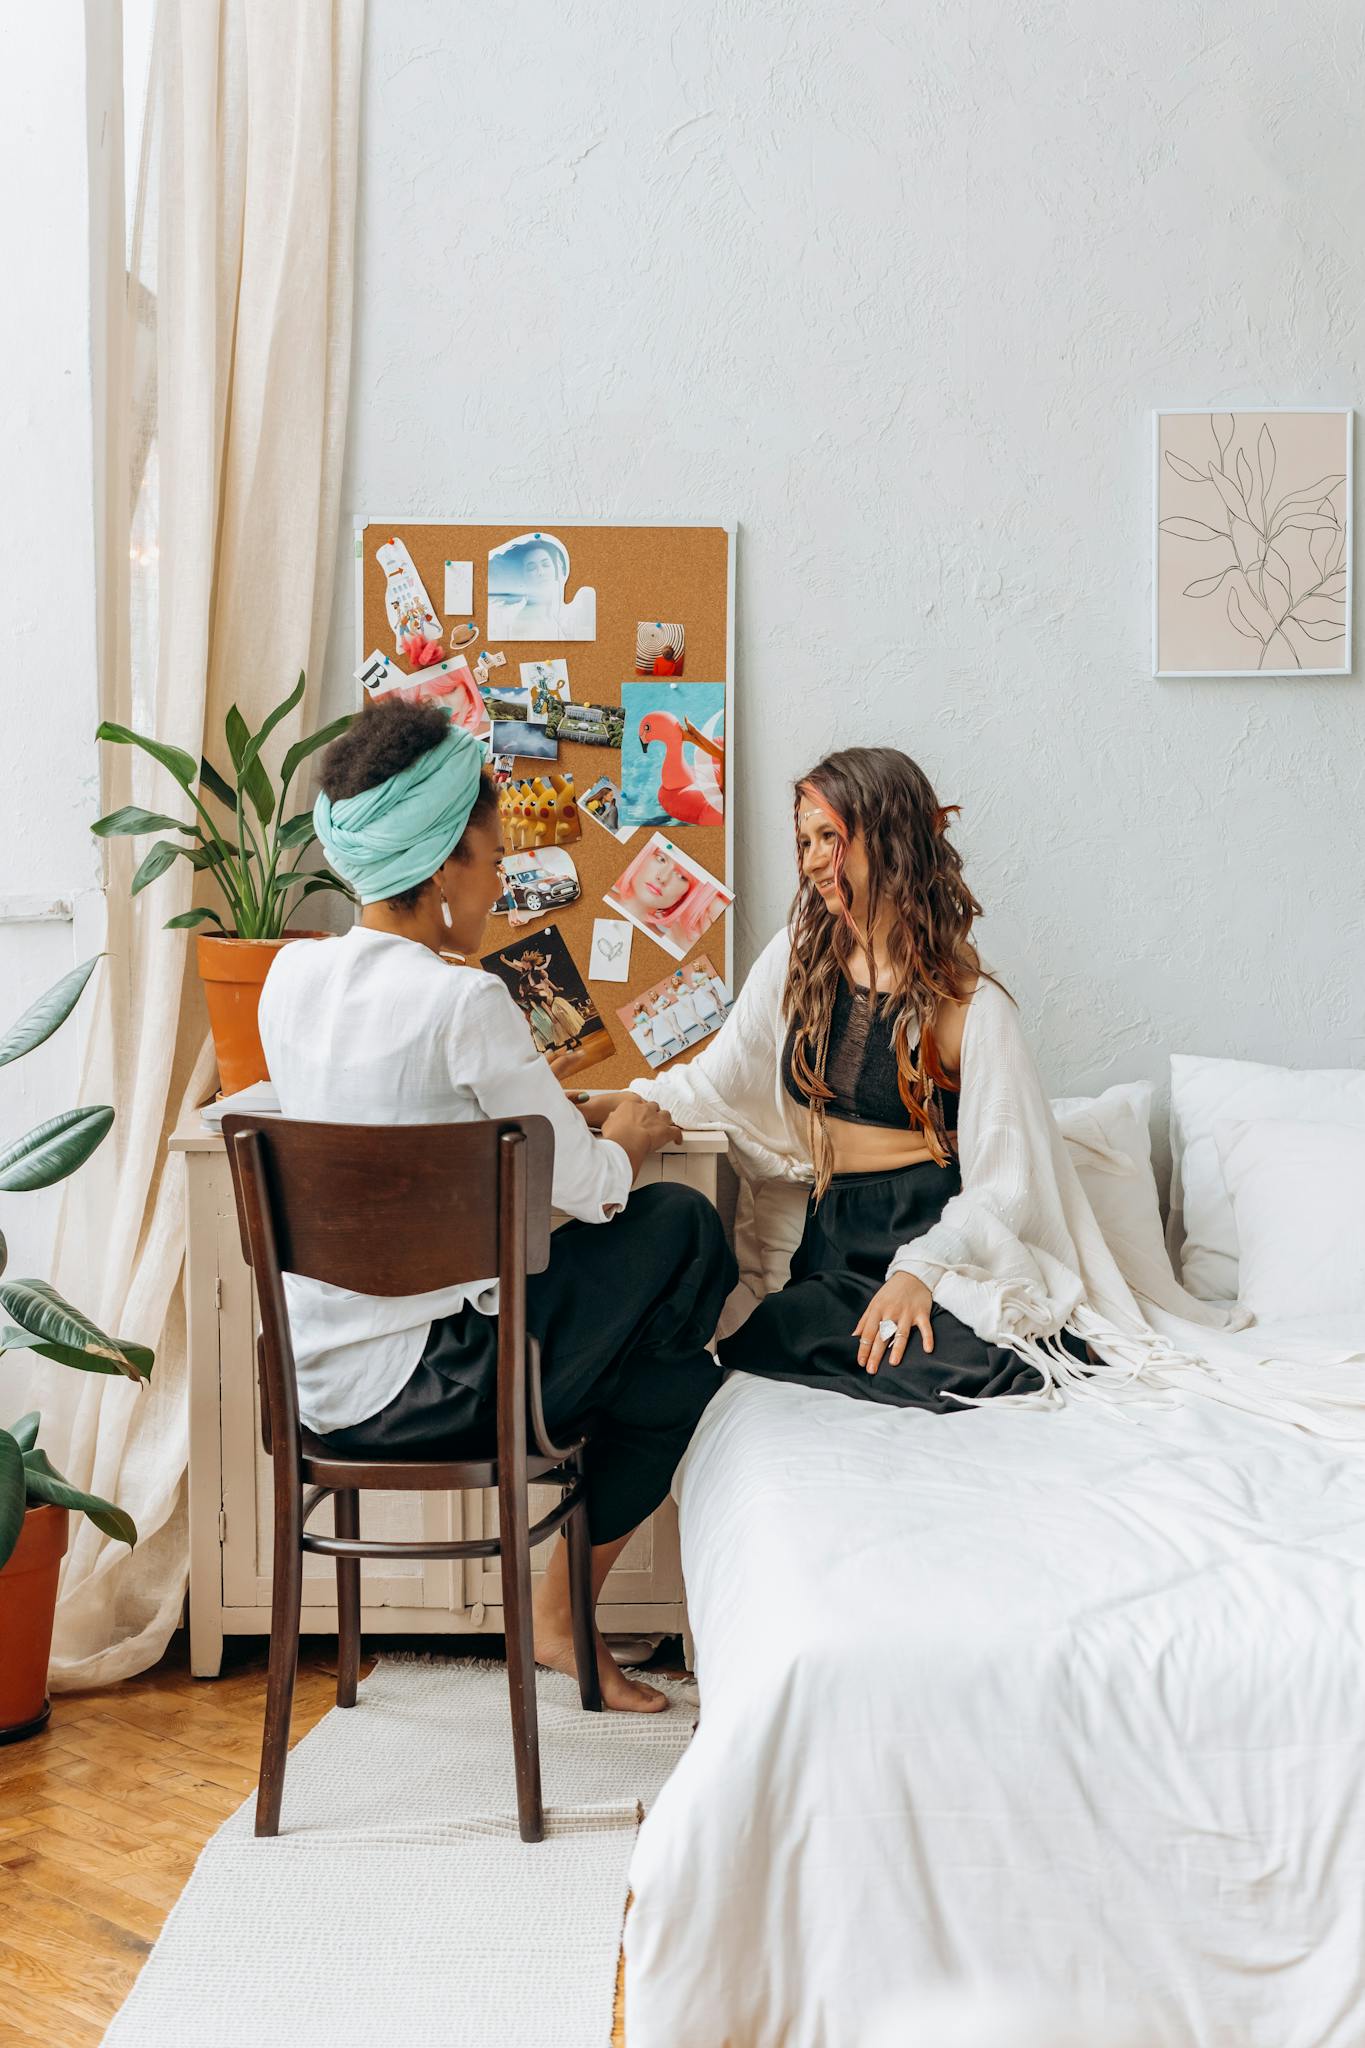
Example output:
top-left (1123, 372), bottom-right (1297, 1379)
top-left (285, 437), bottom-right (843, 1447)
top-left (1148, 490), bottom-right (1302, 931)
top-left (0, 1635), bottom-right (632, 2047)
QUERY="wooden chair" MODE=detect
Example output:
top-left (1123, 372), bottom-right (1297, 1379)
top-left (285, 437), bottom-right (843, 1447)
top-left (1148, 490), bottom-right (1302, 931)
top-left (221, 1112), bottom-right (601, 1844)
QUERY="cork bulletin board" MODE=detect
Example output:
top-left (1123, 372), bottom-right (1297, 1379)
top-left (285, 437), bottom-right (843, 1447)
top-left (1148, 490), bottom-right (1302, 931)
top-left (354, 519), bottom-right (735, 1089)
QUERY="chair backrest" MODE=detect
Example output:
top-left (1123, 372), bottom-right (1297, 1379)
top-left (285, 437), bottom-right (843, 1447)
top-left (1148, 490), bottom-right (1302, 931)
top-left (222, 1114), bottom-right (555, 1459)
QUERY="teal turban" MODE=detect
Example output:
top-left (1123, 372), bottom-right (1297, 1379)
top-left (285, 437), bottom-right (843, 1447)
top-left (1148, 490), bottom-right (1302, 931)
top-left (313, 717), bottom-right (487, 903)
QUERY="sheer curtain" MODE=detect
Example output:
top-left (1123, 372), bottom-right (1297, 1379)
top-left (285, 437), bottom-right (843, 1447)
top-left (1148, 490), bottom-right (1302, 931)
top-left (34, 0), bottom-right (365, 1687)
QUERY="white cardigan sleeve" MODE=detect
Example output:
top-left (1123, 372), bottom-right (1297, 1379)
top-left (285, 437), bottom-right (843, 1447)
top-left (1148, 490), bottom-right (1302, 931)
top-left (629, 929), bottom-right (812, 1184)
top-left (887, 979), bottom-right (1186, 1359)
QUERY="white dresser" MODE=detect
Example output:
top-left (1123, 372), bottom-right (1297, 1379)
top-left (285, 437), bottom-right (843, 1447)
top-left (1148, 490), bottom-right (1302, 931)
top-left (171, 1112), bottom-right (728, 1678)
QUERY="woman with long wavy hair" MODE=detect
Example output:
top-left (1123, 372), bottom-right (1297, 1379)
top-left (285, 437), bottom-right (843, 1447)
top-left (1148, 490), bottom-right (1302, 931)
top-left (590, 745), bottom-right (1099, 1409)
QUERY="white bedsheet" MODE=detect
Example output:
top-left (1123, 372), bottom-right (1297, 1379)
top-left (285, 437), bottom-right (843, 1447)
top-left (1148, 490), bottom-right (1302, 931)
top-left (625, 1359), bottom-right (1365, 2048)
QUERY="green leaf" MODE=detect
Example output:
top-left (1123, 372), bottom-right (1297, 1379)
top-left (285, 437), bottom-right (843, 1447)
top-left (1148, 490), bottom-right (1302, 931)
top-left (241, 673), bottom-right (306, 780)
top-left (0, 1281), bottom-right (147, 1383)
top-left (226, 706), bottom-right (276, 826)
top-left (92, 806), bottom-right (194, 839)
top-left (198, 755), bottom-right (238, 809)
top-left (21, 1447), bottom-right (137, 1549)
top-left (1, 1325), bottom-right (153, 1380)
top-left (131, 839), bottom-right (190, 896)
top-left (0, 1106), bottom-right (114, 1192)
top-left (9, 1412), bottom-right (40, 1452)
top-left (284, 874), bottom-right (353, 905)
top-left (163, 907), bottom-right (226, 932)
top-left (280, 715), bottom-right (354, 800)
top-left (0, 1228), bottom-right (6, 1279)
top-left (0, 1429), bottom-right (23, 1571)
top-left (0, 956), bottom-right (101, 1070)
top-left (275, 810), bottom-right (317, 851)
top-left (95, 721), bottom-right (197, 792)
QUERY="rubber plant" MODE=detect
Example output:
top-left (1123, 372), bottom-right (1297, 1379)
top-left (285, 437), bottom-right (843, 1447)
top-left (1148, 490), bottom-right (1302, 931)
top-left (0, 955), bottom-right (148, 1556)
top-left (92, 672), bottom-right (355, 940)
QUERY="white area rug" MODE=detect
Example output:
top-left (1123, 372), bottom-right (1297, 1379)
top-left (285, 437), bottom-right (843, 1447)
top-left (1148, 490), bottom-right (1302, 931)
top-left (102, 1658), bottom-right (695, 2047)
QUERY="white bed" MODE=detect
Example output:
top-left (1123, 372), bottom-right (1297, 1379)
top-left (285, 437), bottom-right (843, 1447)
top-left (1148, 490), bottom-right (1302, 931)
top-left (625, 1337), bottom-right (1365, 2047)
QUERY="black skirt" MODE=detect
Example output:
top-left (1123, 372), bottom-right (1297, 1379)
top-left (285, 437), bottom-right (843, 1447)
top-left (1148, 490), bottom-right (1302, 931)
top-left (718, 1158), bottom-right (1050, 1410)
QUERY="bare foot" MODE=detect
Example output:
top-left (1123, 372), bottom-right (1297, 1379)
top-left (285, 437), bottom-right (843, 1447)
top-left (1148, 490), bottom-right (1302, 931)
top-left (533, 1625), bottom-right (669, 1713)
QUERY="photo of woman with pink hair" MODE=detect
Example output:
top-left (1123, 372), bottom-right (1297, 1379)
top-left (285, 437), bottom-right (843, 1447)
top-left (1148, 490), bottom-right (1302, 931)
top-left (603, 832), bottom-right (733, 961)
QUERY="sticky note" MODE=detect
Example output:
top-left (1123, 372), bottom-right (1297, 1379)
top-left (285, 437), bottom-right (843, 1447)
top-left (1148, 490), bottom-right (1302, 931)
top-left (444, 560), bottom-right (474, 614)
top-left (588, 918), bottom-right (633, 983)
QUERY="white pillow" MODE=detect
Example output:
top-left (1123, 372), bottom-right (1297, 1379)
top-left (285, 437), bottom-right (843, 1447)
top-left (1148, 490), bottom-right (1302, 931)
top-left (1213, 1117), bottom-right (1365, 1321)
top-left (1050, 1081), bottom-right (1177, 1297)
top-left (1169, 1055), bottom-right (1365, 1302)
top-left (733, 1081), bottom-right (1174, 1305)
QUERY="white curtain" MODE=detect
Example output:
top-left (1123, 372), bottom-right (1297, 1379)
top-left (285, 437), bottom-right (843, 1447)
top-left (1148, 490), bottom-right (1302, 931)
top-left (30, 0), bottom-right (365, 1688)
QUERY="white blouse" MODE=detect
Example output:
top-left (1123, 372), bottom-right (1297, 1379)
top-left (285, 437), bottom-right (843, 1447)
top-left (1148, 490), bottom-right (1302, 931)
top-left (257, 926), bottom-right (632, 1432)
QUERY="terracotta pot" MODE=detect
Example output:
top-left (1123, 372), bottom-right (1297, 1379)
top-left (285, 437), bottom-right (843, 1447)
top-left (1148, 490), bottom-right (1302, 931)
top-left (0, 1503), bottom-right (69, 1742)
top-left (197, 933), bottom-right (324, 1095)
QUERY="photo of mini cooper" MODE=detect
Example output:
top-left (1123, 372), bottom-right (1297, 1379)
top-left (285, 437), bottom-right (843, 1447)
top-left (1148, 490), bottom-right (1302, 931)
top-left (492, 848), bottom-right (581, 918)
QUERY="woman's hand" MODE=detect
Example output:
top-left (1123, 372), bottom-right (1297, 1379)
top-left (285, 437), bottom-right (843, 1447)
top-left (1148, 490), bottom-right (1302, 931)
top-left (854, 1272), bottom-right (935, 1373)
top-left (560, 1085), bottom-right (631, 1129)
top-left (601, 1096), bottom-right (683, 1178)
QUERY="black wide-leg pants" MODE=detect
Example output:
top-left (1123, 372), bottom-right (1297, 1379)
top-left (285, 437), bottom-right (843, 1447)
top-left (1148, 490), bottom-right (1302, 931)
top-left (719, 1159), bottom-right (1055, 1408)
top-left (319, 1182), bottom-right (737, 1543)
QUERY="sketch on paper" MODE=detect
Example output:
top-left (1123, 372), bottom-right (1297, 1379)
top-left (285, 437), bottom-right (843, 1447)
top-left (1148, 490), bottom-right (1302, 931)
top-left (1154, 410), bottom-right (1351, 676)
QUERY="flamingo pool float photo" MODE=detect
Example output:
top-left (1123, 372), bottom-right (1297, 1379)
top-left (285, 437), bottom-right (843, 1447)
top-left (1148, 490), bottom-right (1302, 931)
top-left (637, 710), bottom-right (725, 828)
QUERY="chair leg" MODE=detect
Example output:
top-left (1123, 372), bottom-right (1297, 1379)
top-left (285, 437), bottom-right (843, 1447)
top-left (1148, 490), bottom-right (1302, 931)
top-left (256, 1517), bottom-right (303, 1838)
top-left (567, 1476), bottom-right (602, 1713)
top-left (498, 1481), bottom-right (544, 1843)
top-left (334, 1490), bottom-right (361, 1708)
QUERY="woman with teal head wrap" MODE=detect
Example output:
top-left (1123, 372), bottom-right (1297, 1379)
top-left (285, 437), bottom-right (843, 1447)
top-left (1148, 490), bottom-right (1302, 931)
top-left (256, 692), bottom-right (735, 1715)
top-left (314, 702), bottom-right (498, 940)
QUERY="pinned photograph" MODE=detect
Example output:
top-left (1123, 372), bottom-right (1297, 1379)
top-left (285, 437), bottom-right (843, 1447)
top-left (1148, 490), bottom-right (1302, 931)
top-left (486, 531), bottom-right (597, 642)
top-left (377, 535), bottom-right (441, 652)
top-left (481, 924), bottom-right (613, 1077)
top-left (635, 620), bottom-right (685, 676)
top-left (443, 559), bottom-right (474, 614)
top-left (619, 681), bottom-right (725, 830)
top-left (498, 770), bottom-right (581, 850)
top-left (521, 658), bottom-right (572, 720)
top-left (580, 774), bottom-right (635, 844)
top-left (588, 917), bottom-right (633, 983)
top-left (484, 684), bottom-right (558, 760)
top-left (545, 699), bottom-right (625, 749)
top-left (493, 847), bottom-right (581, 926)
top-left (603, 832), bottom-right (733, 962)
top-left (376, 653), bottom-right (490, 739)
top-left (618, 955), bottom-right (734, 1070)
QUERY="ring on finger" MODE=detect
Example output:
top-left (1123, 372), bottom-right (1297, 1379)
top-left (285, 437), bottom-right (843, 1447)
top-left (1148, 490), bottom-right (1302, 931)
top-left (877, 1317), bottom-right (899, 1344)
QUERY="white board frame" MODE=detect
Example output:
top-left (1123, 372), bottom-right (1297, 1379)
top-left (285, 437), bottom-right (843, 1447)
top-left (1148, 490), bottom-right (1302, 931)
top-left (1151, 407), bottom-right (1353, 678)
top-left (352, 515), bottom-right (738, 989)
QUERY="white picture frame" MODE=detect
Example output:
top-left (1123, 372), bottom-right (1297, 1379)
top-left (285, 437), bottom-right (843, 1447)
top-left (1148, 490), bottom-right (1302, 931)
top-left (1152, 408), bottom-right (1352, 678)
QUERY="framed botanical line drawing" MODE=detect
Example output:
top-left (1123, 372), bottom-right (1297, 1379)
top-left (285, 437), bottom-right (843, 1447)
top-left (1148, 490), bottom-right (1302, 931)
top-left (1153, 408), bottom-right (1352, 677)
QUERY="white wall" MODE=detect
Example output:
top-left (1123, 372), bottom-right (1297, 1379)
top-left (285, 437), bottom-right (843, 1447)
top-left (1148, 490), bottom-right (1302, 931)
top-left (328, 0), bottom-right (1365, 1170)
top-left (0, 0), bottom-right (109, 1277)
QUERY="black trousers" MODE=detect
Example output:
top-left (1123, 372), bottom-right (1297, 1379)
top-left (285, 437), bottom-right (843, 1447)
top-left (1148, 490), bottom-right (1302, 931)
top-left (318, 1182), bottom-right (737, 1544)
top-left (719, 1158), bottom-right (1058, 1408)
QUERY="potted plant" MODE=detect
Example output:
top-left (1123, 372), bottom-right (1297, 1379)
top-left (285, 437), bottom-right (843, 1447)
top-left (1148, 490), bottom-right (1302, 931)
top-left (0, 956), bottom-right (149, 1743)
top-left (94, 674), bottom-right (355, 1094)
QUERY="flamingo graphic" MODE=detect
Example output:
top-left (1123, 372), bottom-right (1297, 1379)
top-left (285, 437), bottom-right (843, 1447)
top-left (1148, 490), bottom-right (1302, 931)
top-left (637, 711), bottom-right (725, 829)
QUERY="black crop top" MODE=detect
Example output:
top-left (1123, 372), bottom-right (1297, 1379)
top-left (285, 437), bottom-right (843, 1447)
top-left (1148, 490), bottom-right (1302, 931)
top-left (781, 979), bottom-right (960, 1132)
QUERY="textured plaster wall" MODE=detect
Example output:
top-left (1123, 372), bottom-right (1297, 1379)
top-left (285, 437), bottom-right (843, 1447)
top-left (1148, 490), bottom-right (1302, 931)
top-left (328, 0), bottom-right (1365, 1162)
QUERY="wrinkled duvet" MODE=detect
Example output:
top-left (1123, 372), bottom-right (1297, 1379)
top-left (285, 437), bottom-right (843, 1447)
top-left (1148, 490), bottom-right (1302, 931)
top-left (625, 1356), bottom-right (1365, 2048)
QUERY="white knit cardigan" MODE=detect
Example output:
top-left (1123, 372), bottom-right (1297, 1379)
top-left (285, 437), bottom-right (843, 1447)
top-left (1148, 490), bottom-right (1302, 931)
top-left (636, 930), bottom-right (1365, 1434)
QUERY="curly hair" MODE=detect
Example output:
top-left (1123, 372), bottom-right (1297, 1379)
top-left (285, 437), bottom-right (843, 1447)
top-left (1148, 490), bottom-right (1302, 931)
top-left (785, 746), bottom-right (999, 1197)
top-left (319, 695), bottom-right (498, 911)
